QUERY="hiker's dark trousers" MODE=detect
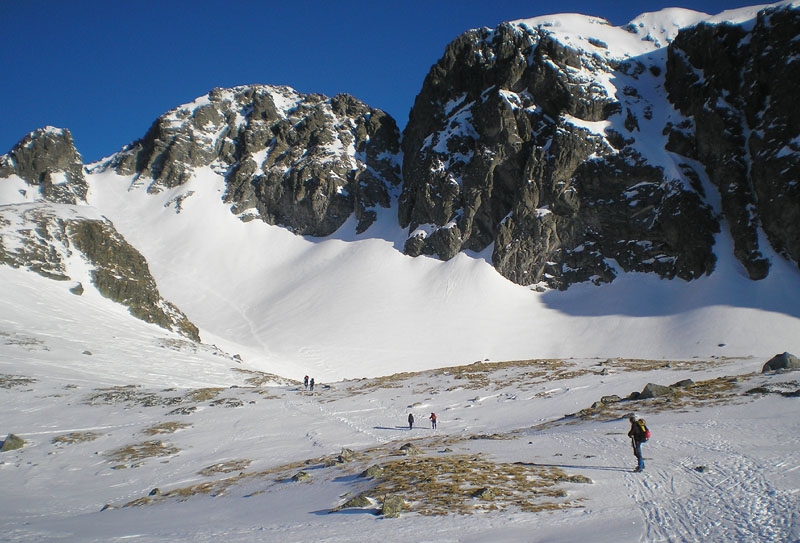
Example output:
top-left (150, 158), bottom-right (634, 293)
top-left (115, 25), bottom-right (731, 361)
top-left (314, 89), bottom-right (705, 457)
top-left (632, 439), bottom-right (644, 470)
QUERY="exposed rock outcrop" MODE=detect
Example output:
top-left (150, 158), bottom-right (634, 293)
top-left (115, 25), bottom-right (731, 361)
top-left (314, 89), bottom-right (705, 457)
top-left (639, 382), bottom-right (674, 400)
top-left (0, 203), bottom-right (199, 340)
top-left (0, 127), bottom-right (88, 205)
top-left (1, 433), bottom-right (24, 452)
top-left (400, 17), bottom-right (720, 288)
top-left (380, 494), bottom-right (405, 518)
top-left (100, 85), bottom-right (402, 236)
top-left (762, 352), bottom-right (800, 372)
top-left (665, 6), bottom-right (800, 279)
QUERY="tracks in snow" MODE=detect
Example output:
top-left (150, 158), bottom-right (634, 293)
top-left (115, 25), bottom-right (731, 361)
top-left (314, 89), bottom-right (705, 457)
top-left (627, 421), bottom-right (799, 542)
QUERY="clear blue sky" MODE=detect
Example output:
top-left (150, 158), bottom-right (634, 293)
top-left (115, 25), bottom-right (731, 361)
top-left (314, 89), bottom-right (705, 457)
top-left (2, 0), bottom-right (760, 162)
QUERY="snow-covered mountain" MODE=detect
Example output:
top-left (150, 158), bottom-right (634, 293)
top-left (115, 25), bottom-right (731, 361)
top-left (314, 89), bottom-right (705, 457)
top-left (2, 4), bottom-right (800, 541)
top-left (401, 3), bottom-right (800, 287)
top-left (2, 2), bottom-right (800, 381)
top-left (97, 86), bottom-right (402, 237)
top-left (0, 2), bottom-right (800, 380)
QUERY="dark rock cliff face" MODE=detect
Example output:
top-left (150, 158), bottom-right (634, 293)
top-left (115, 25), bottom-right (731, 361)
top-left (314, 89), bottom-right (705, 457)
top-left (0, 131), bottom-right (199, 340)
top-left (69, 218), bottom-right (200, 341)
top-left (665, 6), bottom-right (800, 279)
top-left (3, 7), bottom-right (799, 295)
top-left (0, 204), bottom-right (199, 341)
top-left (0, 127), bottom-right (88, 205)
top-left (102, 85), bottom-right (402, 236)
top-left (401, 21), bottom-right (720, 288)
top-left (401, 5), bottom-right (799, 289)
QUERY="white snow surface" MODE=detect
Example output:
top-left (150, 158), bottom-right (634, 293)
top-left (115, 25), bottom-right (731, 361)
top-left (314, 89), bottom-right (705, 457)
top-left (2, 154), bottom-right (799, 543)
top-left (2, 252), bottom-right (800, 541)
top-left (2, 4), bottom-right (800, 541)
top-left (77, 165), bottom-right (800, 383)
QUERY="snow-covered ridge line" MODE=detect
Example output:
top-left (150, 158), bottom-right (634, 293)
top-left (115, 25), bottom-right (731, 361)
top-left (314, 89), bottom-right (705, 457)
top-left (510, 3), bottom-right (796, 58)
top-left (509, 9), bottom-right (708, 58)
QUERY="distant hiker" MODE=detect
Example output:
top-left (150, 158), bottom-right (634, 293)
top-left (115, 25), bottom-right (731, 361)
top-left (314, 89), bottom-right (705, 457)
top-left (309, 378), bottom-right (315, 392)
top-left (429, 412), bottom-right (437, 429)
top-left (304, 375), bottom-right (309, 390)
top-left (408, 413), bottom-right (414, 430)
top-left (627, 414), bottom-right (650, 472)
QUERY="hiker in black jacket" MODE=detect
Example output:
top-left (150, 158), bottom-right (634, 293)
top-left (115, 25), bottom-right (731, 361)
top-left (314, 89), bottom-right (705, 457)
top-left (408, 413), bottom-right (414, 430)
top-left (627, 414), bottom-right (648, 472)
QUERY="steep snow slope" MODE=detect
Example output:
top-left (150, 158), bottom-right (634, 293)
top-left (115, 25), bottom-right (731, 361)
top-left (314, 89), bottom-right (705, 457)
top-left (81, 165), bottom-right (800, 382)
top-left (0, 265), bottom-right (242, 388)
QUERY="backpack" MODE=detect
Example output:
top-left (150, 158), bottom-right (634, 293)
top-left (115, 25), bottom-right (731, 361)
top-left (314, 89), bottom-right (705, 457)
top-left (637, 419), bottom-right (651, 442)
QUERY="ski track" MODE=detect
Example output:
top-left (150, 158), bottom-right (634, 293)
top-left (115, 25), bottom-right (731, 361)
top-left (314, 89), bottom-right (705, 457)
top-left (628, 424), bottom-right (799, 542)
top-left (283, 389), bottom-right (392, 446)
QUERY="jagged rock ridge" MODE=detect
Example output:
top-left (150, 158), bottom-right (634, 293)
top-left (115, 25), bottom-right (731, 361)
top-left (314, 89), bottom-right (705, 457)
top-left (400, 5), bottom-right (800, 288)
top-left (665, 5), bottom-right (800, 279)
top-left (2, 4), bottom-right (799, 295)
top-left (0, 127), bottom-right (88, 205)
top-left (99, 85), bottom-right (402, 236)
top-left (0, 129), bottom-right (199, 340)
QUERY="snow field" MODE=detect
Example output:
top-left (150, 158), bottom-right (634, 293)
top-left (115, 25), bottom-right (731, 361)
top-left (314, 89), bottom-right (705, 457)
top-left (2, 309), bottom-right (799, 542)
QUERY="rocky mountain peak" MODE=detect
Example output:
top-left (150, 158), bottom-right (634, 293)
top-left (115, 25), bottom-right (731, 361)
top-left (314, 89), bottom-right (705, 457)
top-left (400, 4), bottom-right (799, 289)
top-left (98, 84), bottom-right (402, 236)
top-left (0, 126), bottom-right (88, 205)
top-left (2, 4), bottom-right (799, 295)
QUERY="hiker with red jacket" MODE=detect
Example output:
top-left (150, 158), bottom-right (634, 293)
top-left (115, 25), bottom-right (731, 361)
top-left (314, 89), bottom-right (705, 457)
top-left (627, 414), bottom-right (650, 472)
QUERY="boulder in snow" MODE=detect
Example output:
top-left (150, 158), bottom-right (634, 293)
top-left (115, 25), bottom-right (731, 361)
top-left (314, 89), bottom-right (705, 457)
top-left (291, 471), bottom-right (310, 482)
top-left (762, 352), bottom-right (800, 373)
top-left (1, 433), bottom-right (25, 452)
top-left (639, 383), bottom-right (673, 400)
top-left (398, 443), bottom-right (421, 456)
top-left (331, 492), bottom-right (373, 512)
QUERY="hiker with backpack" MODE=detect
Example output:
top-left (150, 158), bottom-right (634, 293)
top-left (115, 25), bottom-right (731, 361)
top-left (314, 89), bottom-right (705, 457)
top-left (429, 412), bottom-right (437, 429)
top-left (627, 414), bottom-right (650, 472)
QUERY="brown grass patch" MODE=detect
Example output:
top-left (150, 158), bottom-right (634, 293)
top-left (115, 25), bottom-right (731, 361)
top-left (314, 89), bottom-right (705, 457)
top-left (432, 359), bottom-right (574, 391)
top-left (1, 333), bottom-right (49, 352)
top-left (107, 440), bottom-right (179, 468)
top-left (199, 459), bottom-right (252, 476)
top-left (184, 388), bottom-right (224, 402)
top-left (570, 374), bottom-right (758, 423)
top-left (142, 421), bottom-right (193, 435)
top-left (111, 440), bottom-right (586, 516)
top-left (124, 482), bottom-right (218, 507)
top-left (52, 431), bottom-right (100, 445)
top-left (746, 380), bottom-right (800, 397)
top-left (366, 454), bottom-right (577, 516)
top-left (347, 359), bottom-right (579, 396)
top-left (232, 368), bottom-right (297, 387)
top-left (0, 374), bottom-right (37, 389)
top-left (86, 385), bottom-right (183, 408)
top-left (603, 357), bottom-right (737, 373)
